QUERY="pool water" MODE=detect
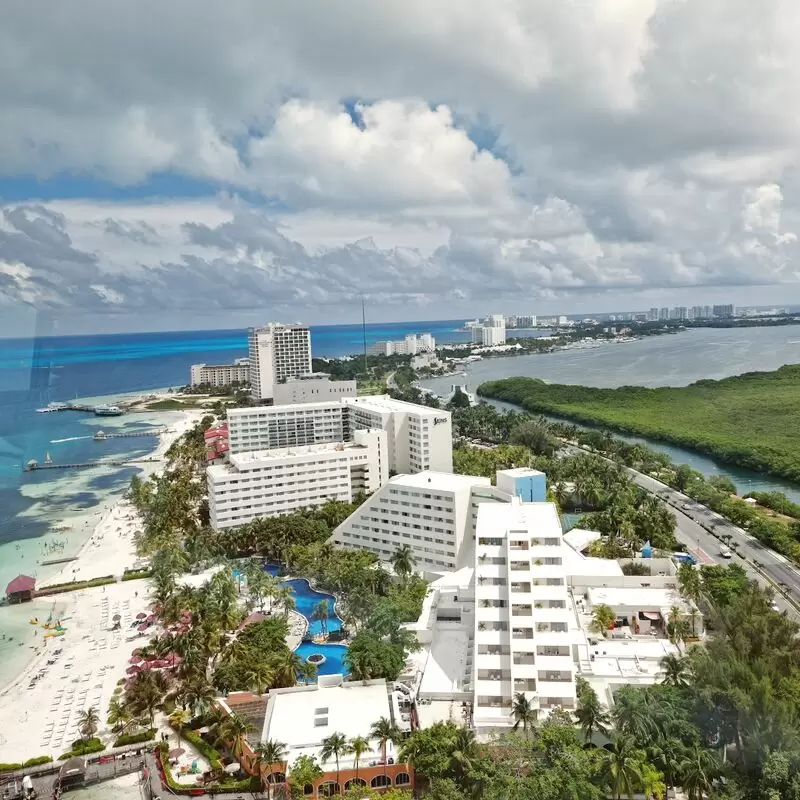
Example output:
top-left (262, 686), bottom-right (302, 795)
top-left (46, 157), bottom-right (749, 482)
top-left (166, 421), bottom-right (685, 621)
top-left (262, 563), bottom-right (348, 676)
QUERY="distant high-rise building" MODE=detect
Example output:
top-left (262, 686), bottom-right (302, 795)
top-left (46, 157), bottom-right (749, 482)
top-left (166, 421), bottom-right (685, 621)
top-left (557, 315), bottom-right (568, 325)
top-left (675, 307), bottom-right (687, 321)
top-left (712, 304), bottom-right (735, 318)
top-left (248, 323), bottom-right (312, 401)
top-left (659, 307), bottom-right (670, 321)
top-left (369, 333), bottom-right (435, 357)
top-left (515, 315), bottom-right (537, 328)
top-left (488, 314), bottom-right (505, 328)
top-left (481, 326), bottom-right (506, 346)
top-left (647, 308), bottom-right (659, 322)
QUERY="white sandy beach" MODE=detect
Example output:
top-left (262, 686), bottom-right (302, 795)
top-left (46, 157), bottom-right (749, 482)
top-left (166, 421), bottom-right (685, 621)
top-left (0, 407), bottom-right (209, 760)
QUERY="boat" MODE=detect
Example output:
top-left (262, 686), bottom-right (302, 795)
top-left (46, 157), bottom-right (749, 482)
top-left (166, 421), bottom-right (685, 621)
top-left (94, 404), bottom-right (124, 417)
top-left (93, 430), bottom-right (107, 440)
top-left (36, 402), bottom-right (68, 413)
top-left (44, 451), bottom-right (53, 465)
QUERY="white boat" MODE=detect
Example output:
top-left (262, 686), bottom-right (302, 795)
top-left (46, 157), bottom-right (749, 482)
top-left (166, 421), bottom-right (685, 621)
top-left (36, 402), bottom-right (68, 413)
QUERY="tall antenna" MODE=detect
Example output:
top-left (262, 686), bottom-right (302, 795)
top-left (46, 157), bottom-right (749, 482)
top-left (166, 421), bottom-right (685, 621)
top-left (361, 295), bottom-right (368, 377)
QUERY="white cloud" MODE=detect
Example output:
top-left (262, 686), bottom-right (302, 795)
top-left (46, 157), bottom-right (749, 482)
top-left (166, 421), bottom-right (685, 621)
top-left (1, 1), bottom-right (800, 325)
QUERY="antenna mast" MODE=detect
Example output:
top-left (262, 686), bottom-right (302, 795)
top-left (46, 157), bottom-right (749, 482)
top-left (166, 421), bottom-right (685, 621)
top-left (362, 296), bottom-right (368, 377)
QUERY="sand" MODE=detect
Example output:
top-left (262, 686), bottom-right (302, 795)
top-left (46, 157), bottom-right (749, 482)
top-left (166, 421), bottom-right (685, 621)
top-left (0, 409), bottom-right (210, 761)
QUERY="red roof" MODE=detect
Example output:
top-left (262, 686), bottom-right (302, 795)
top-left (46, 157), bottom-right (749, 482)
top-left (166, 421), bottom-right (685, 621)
top-left (6, 575), bottom-right (36, 595)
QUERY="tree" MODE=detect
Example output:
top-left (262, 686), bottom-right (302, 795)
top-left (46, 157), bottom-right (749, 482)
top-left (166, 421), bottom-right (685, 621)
top-left (660, 653), bottom-right (690, 687)
top-left (320, 731), bottom-right (351, 789)
top-left (169, 708), bottom-right (191, 750)
top-left (510, 692), bottom-right (537, 735)
top-left (345, 631), bottom-right (406, 681)
top-left (256, 738), bottom-right (288, 794)
top-left (678, 745), bottom-right (720, 800)
top-left (312, 599), bottom-right (330, 637)
top-left (349, 735), bottom-right (371, 782)
top-left (391, 544), bottom-right (417, 582)
top-left (106, 697), bottom-right (134, 734)
top-left (77, 707), bottom-right (100, 742)
top-left (598, 735), bottom-right (647, 800)
top-left (272, 650), bottom-right (304, 687)
top-left (219, 712), bottom-right (254, 761)
top-left (246, 662), bottom-right (276, 695)
top-left (370, 716), bottom-right (401, 781)
top-left (575, 679), bottom-right (611, 743)
top-left (288, 754), bottom-right (323, 799)
top-left (509, 420), bottom-right (557, 457)
top-left (590, 604), bottom-right (616, 637)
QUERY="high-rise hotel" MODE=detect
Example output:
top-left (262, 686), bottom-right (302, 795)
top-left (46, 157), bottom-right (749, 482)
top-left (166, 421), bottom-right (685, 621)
top-left (248, 323), bottom-right (313, 402)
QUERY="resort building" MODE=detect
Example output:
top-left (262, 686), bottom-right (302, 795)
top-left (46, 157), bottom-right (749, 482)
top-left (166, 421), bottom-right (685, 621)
top-left (218, 677), bottom-right (414, 797)
top-left (368, 333), bottom-right (435, 357)
top-left (391, 470), bottom-right (702, 735)
top-left (272, 374), bottom-right (357, 406)
top-left (248, 323), bottom-right (313, 401)
top-left (334, 471), bottom-right (491, 572)
top-left (189, 358), bottom-right (250, 387)
top-left (227, 396), bottom-right (452, 475)
top-left (208, 430), bottom-right (387, 529)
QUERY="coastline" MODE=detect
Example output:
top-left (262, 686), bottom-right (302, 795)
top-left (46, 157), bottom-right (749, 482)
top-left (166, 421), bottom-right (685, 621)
top-left (0, 401), bottom-right (204, 704)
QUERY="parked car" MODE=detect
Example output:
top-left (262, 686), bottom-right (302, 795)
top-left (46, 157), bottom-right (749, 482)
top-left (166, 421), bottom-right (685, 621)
top-left (720, 547), bottom-right (732, 559)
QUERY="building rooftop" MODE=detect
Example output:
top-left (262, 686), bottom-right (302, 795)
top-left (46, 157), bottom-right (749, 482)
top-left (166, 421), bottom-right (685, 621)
top-left (497, 467), bottom-right (545, 478)
top-left (391, 471), bottom-right (489, 493)
top-left (562, 528), bottom-right (602, 553)
top-left (587, 586), bottom-right (689, 611)
top-left (208, 440), bottom-right (368, 476)
top-left (418, 627), bottom-right (471, 696)
top-left (344, 395), bottom-right (448, 416)
top-left (261, 679), bottom-right (399, 768)
top-left (475, 497), bottom-right (562, 534)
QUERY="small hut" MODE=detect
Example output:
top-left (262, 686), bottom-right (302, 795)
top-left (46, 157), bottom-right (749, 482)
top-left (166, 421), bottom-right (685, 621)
top-left (59, 756), bottom-right (87, 789)
top-left (5, 575), bottom-right (36, 604)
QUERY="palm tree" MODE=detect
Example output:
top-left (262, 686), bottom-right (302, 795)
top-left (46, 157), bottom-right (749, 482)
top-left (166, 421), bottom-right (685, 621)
top-left (272, 650), bottom-right (304, 687)
top-left (575, 688), bottom-right (611, 743)
top-left (660, 653), bottom-right (690, 687)
top-left (106, 697), bottom-right (134, 734)
top-left (274, 585), bottom-right (296, 620)
top-left (590, 603), bottom-right (617, 637)
top-left (320, 731), bottom-right (350, 790)
top-left (678, 744), bottom-right (720, 800)
top-left (312, 600), bottom-right (330, 637)
top-left (255, 738), bottom-right (288, 795)
top-left (370, 716), bottom-right (400, 781)
top-left (510, 693), bottom-right (537, 735)
top-left (449, 728), bottom-right (477, 788)
top-left (297, 660), bottom-right (318, 685)
top-left (77, 707), bottom-right (100, 741)
top-left (245, 662), bottom-right (275, 695)
top-left (169, 708), bottom-right (191, 750)
top-left (349, 735), bottom-right (371, 783)
top-left (180, 676), bottom-right (216, 716)
top-left (599, 735), bottom-right (647, 800)
top-left (391, 544), bottom-right (416, 582)
top-left (219, 713), bottom-right (254, 761)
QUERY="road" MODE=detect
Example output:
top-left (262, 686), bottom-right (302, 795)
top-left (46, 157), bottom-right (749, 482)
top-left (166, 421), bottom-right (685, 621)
top-left (628, 469), bottom-right (800, 618)
top-left (564, 443), bottom-right (800, 619)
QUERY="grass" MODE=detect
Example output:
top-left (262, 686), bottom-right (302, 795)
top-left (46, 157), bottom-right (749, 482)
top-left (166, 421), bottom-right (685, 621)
top-left (479, 365), bottom-right (800, 482)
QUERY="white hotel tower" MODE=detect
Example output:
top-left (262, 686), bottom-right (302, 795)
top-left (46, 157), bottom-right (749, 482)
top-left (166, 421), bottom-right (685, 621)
top-left (248, 323), bottom-right (312, 402)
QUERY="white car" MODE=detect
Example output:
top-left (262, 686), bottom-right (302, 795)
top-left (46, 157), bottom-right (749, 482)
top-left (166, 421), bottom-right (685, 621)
top-left (770, 601), bottom-right (780, 612)
top-left (720, 547), bottom-right (732, 559)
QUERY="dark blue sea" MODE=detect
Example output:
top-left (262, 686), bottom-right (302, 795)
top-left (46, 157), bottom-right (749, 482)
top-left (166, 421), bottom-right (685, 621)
top-left (0, 319), bottom-right (470, 549)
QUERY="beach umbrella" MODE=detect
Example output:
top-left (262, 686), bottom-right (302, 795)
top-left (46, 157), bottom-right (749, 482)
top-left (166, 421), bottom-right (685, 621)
top-left (136, 612), bottom-right (147, 620)
top-left (126, 665), bottom-right (140, 675)
top-left (128, 656), bottom-right (141, 665)
top-left (169, 748), bottom-right (185, 759)
top-left (146, 614), bottom-right (157, 622)
top-left (137, 624), bottom-right (148, 632)
top-left (132, 648), bottom-right (143, 657)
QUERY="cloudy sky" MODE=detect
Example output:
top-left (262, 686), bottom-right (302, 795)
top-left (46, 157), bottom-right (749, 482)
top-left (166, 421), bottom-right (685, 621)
top-left (2, 1), bottom-right (800, 335)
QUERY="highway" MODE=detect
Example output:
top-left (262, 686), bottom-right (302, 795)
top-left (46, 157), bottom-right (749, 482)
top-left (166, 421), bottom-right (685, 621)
top-left (628, 469), bottom-right (800, 619)
top-left (563, 442), bottom-right (800, 619)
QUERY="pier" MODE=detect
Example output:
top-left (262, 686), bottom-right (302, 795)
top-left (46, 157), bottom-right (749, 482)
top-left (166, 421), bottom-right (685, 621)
top-left (93, 428), bottom-right (167, 441)
top-left (24, 457), bottom-right (161, 472)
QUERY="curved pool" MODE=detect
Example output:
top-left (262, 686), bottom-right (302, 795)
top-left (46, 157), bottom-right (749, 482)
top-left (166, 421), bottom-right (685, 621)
top-left (263, 564), bottom-right (348, 676)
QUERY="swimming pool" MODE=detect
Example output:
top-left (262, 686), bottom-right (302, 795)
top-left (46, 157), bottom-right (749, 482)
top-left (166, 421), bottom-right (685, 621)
top-left (263, 563), bottom-right (348, 676)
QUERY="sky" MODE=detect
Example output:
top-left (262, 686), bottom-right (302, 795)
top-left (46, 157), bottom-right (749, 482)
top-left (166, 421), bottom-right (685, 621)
top-left (2, 1), bottom-right (800, 335)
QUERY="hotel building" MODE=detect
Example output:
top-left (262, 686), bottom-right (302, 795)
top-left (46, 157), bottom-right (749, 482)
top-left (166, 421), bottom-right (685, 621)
top-left (368, 333), bottom-right (435, 357)
top-left (190, 359), bottom-right (250, 387)
top-left (248, 323), bottom-right (312, 401)
top-left (226, 395), bottom-right (452, 474)
top-left (208, 430), bottom-right (387, 529)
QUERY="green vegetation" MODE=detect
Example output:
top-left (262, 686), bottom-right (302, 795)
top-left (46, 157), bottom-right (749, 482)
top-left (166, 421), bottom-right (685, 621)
top-left (393, 565), bottom-right (800, 800)
top-left (37, 575), bottom-right (116, 595)
top-left (58, 737), bottom-right (105, 759)
top-left (113, 728), bottom-right (156, 747)
top-left (747, 490), bottom-right (800, 519)
top-left (479, 366), bottom-right (800, 481)
top-left (0, 757), bottom-right (52, 773)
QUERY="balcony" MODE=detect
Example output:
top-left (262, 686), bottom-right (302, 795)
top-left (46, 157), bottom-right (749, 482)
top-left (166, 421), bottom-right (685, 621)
top-left (510, 582), bottom-right (531, 594)
top-left (511, 628), bottom-right (534, 640)
top-left (513, 653), bottom-right (536, 666)
top-left (513, 679), bottom-right (537, 693)
top-left (511, 605), bottom-right (533, 617)
top-left (477, 669), bottom-right (512, 681)
top-left (509, 561), bottom-right (530, 571)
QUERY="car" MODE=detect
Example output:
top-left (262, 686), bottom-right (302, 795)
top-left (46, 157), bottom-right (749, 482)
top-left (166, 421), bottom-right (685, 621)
top-left (720, 547), bottom-right (732, 559)
top-left (682, 503), bottom-right (692, 510)
top-left (770, 601), bottom-right (781, 612)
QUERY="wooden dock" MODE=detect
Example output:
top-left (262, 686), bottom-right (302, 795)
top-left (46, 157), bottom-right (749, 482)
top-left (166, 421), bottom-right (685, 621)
top-left (93, 428), bottom-right (167, 441)
top-left (25, 457), bottom-right (161, 472)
